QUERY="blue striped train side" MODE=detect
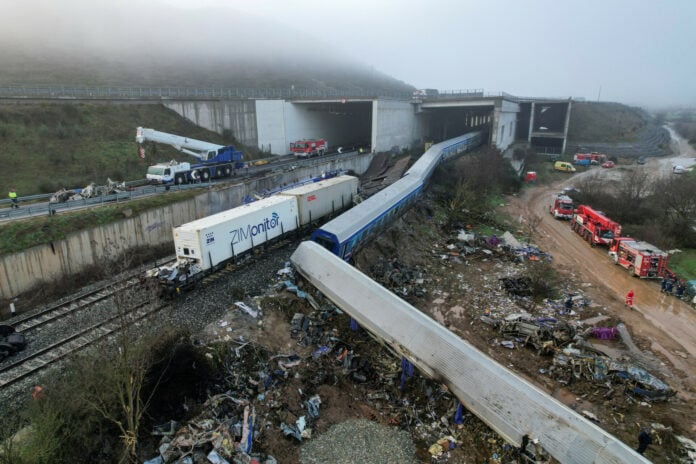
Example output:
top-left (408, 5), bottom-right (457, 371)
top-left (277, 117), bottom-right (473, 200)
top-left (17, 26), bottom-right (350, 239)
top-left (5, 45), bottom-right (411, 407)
top-left (310, 175), bottom-right (423, 260)
top-left (405, 131), bottom-right (482, 183)
top-left (310, 131), bottom-right (482, 260)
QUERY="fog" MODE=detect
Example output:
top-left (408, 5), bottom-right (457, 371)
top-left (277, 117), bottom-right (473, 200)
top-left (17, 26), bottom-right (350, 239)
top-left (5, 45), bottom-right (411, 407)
top-left (2, 0), bottom-right (695, 108)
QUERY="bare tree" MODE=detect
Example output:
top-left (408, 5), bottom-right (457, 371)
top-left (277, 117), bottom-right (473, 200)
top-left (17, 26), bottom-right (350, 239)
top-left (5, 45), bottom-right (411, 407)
top-left (522, 213), bottom-right (543, 245)
top-left (616, 168), bottom-right (653, 212)
top-left (653, 175), bottom-right (696, 246)
top-left (81, 241), bottom-right (170, 463)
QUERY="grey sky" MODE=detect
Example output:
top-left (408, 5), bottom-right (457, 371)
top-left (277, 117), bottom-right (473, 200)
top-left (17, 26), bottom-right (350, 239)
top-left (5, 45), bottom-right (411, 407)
top-left (3, 0), bottom-right (695, 108)
top-left (164, 0), bottom-right (696, 108)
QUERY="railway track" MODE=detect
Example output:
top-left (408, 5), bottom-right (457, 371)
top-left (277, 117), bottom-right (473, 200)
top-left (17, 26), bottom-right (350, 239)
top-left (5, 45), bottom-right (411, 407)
top-left (0, 236), bottom-right (302, 390)
top-left (0, 301), bottom-right (169, 388)
top-left (9, 258), bottom-right (176, 334)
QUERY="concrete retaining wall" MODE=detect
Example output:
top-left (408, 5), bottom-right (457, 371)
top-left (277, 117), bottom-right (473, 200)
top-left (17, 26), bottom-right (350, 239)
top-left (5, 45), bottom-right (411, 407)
top-left (0, 155), bottom-right (373, 300)
top-left (164, 100), bottom-right (258, 148)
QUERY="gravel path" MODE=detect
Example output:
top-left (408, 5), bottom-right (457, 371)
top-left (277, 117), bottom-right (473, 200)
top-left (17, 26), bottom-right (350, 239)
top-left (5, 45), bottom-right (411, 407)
top-left (300, 419), bottom-right (419, 464)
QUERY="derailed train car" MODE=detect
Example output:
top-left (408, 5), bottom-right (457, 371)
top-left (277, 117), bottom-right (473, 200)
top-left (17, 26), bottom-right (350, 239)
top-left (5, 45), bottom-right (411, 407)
top-left (311, 131), bottom-right (482, 260)
top-left (148, 175), bottom-right (358, 293)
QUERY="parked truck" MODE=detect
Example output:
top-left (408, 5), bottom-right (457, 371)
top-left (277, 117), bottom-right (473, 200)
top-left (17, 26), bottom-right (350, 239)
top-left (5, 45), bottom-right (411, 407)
top-left (549, 193), bottom-right (574, 219)
top-left (573, 152), bottom-right (607, 166)
top-left (290, 139), bottom-right (328, 158)
top-left (570, 205), bottom-right (621, 247)
top-left (608, 237), bottom-right (669, 278)
top-left (136, 127), bottom-right (244, 184)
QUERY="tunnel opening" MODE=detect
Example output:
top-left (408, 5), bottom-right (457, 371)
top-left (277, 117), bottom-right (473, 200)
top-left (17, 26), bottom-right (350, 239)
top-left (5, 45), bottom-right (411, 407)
top-left (286, 100), bottom-right (372, 154)
top-left (423, 106), bottom-right (493, 143)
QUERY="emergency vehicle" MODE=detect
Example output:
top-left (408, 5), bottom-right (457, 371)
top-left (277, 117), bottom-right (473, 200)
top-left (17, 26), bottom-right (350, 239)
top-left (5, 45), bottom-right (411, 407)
top-left (290, 139), bottom-right (328, 158)
top-left (549, 193), bottom-right (574, 219)
top-left (608, 237), bottom-right (669, 279)
top-left (570, 205), bottom-right (621, 247)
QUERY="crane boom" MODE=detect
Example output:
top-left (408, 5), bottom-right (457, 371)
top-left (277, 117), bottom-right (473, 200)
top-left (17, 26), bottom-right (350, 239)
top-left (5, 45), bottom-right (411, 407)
top-left (136, 127), bottom-right (244, 184)
top-left (136, 127), bottom-right (227, 161)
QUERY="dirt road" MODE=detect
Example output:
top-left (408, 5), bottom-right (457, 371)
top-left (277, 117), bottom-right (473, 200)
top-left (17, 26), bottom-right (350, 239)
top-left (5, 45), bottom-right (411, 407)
top-left (515, 185), bottom-right (696, 391)
top-left (511, 132), bottom-right (696, 405)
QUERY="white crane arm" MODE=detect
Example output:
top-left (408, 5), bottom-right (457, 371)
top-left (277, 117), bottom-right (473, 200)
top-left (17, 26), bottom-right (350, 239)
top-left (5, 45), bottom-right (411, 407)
top-left (136, 127), bottom-right (224, 161)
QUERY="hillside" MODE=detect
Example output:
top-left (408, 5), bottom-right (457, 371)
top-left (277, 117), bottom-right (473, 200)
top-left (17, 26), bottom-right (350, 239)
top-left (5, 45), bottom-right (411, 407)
top-left (0, 103), bottom-right (256, 196)
top-left (567, 101), bottom-right (670, 157)
top-left (0, 3), bottom-right (413, 96)
top-left (568, 102), bottom-right (648, 143)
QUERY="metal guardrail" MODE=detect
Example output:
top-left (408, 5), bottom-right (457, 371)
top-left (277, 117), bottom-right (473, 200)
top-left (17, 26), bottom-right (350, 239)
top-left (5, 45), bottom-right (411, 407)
top-left (0, 151), bottom-right (365, 220)
top-left (0, 85), bottom-right (413, 100)
top-left (0, 182), bottom-right (209, 220)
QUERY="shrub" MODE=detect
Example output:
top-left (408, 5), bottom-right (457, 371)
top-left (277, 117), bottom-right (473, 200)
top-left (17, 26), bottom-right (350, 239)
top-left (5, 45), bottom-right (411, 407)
top-left (522, 261), bottom-right (559, 302)
top-left (55, 122), bottom-right (68, 139)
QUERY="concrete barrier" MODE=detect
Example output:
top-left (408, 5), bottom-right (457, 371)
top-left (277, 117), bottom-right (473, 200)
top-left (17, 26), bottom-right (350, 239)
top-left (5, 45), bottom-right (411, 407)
top-left (0, 155), bottom-right (372, 300)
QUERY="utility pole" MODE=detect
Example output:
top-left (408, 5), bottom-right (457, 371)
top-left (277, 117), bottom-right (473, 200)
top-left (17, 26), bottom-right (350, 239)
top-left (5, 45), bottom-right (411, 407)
top-left (597, 86), bottom-right (602, 102)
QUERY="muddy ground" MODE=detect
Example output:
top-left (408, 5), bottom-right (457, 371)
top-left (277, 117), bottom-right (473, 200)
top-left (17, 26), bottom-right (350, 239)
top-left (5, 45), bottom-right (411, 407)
top-left (143, 152), bottom-right (696, 463)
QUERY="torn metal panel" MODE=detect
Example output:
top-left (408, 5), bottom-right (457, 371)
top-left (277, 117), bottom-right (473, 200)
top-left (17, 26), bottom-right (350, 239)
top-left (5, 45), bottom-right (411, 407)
top-left (291, 241), bottom-right (651, 464)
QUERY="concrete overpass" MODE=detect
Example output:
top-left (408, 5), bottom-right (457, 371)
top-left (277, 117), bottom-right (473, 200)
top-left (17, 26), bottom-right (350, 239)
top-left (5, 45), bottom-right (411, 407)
top-left (0, 85), bottom-right (573, 156)
top-left (140, 93), bottom-right (572, 156)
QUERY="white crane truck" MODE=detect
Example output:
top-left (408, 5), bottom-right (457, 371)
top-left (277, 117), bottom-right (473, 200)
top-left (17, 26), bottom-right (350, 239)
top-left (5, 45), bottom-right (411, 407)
top-left (136, 127), bottom-right (244, 184)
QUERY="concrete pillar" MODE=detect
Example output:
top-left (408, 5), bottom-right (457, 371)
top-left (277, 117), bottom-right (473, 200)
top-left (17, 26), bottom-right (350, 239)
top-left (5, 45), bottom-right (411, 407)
top-left (527, 102), bottom-right (535, 143)
top-left (371, 100), bottom-right (378, 152)
top-left (561, 100), bottom-right (572, 154)
top-left (491, 106), bottom-right (501, 148)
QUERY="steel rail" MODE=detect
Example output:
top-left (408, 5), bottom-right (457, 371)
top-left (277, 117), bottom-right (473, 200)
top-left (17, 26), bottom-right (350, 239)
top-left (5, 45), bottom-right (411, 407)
top-left (0, 302), bottom-right (168, 388)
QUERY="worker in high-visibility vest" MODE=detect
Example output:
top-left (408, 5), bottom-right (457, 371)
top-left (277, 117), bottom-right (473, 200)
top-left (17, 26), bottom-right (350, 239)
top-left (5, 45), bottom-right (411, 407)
top-left (8, 187), bottom-right (18, 208)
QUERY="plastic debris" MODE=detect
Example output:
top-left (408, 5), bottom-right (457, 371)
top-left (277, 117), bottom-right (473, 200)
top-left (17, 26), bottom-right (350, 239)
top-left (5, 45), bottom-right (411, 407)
top-left (234, 302), bottom-right (258, 318)
top-left (207, 450), bottom-right (230, 464)
top-left (312, 346), bottom-right (330, 358)
top-left (304, 395), bottom-right (321, 418)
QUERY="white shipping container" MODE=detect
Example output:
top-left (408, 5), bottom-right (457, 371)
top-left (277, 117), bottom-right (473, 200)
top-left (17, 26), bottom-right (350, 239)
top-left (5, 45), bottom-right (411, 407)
top-left (173, 195), bottom-right (298, 270)
top-left (280, 175), bottom-right (358, 226)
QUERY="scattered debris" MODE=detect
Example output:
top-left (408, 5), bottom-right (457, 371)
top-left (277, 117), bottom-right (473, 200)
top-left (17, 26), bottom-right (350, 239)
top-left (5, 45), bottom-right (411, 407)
top-left (548, 345), bottom-right (674, 401)
top-left (0, 324), bottom-right (27, 362)
top-left (49, 178), bottom-right (127, 203)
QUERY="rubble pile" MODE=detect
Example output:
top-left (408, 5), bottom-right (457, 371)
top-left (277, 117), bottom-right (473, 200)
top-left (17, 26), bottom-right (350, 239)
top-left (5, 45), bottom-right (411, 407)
top-left (49, 178), bottom-right (127, 203)
top-left (142, 265), bottom-right (536, 464)
top-left (369, 258), bottom-right (427, 298)
top-left (138, 213), bottom-right (686, 462)
top-left (548, 345), bottom-right (675, 402)
top-left (357, 215), bottom-right (690, 460)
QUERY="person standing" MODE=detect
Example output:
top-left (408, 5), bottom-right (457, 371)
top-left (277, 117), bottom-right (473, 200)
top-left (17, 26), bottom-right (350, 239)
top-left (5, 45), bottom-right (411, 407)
top-left (8, 187), bottom-right (18, 208)
top-left (625, 290), bottom-right (635, 309)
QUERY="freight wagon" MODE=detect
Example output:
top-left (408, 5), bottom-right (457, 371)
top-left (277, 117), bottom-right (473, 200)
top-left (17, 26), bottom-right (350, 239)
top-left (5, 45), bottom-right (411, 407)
top-left (147, 175), bottom-right (358, 293)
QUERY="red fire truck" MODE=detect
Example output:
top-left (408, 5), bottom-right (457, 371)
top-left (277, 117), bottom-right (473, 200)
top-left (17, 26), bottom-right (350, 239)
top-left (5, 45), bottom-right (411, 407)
top-left (290, 139), bottom-right (328, 158)
top-left (573, 152), bottom-right (607, 166)
top-left (608, 237), bottom-right (669, 278)
top-left (548, 193), bottom-right (574, 219)
top-left (570, 205), bottom-right (622, 247)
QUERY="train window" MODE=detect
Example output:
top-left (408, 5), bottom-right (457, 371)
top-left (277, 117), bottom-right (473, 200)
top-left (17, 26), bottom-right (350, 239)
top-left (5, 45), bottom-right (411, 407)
top-left (314, 236), bottom-right (335, 252)
top-left (183, 248), bottom-right (190, 256)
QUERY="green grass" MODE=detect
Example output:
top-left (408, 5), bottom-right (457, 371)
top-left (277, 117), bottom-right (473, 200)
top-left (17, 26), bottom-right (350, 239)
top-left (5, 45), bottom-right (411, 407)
top-left (0, 103), bottom-right (263, 197)
top-left (567, 102), bottom-right (648, 143)
top-left (667, 249), bottom-right (696, 281)
top-left (524, 157), bottom-right (591, 185)
top-left (0, 190), bottom-right (199, 255)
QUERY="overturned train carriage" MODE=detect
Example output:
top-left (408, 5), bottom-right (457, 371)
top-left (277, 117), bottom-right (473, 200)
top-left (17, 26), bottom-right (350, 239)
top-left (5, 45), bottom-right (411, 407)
top-left (291, 241), bottom-right (651, 464)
